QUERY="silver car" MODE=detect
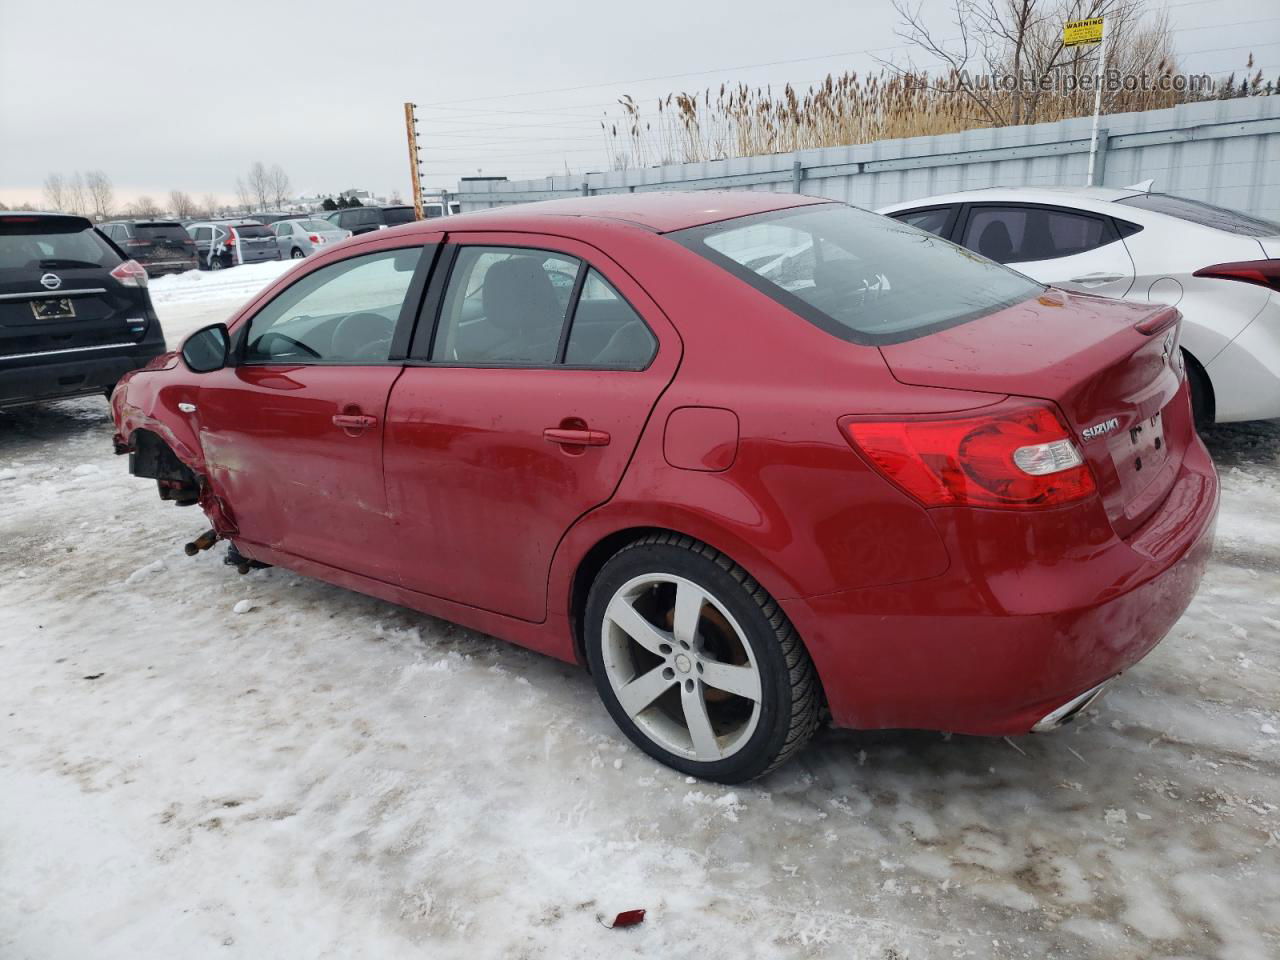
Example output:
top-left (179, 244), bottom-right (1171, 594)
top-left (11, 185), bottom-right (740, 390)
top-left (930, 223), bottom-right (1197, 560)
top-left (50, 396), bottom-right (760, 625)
top-left (273, 218), bottom-right (351, 259)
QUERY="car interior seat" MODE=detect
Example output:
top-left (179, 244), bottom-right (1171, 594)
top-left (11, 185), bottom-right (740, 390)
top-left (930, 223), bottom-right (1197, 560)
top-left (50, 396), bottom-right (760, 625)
top-left (976, 219), bottom-right (1014, 262)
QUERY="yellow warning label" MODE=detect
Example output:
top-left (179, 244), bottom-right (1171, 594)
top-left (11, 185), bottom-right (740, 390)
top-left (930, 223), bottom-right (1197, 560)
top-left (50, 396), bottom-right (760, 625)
top-left (1064, 17), bottom-right (1104, 47)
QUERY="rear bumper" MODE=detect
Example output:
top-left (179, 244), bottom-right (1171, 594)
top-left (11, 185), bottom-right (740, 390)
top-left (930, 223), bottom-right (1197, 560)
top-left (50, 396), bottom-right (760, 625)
top-left (0, 342), bottom-right (167, 408)
top-left (140, 258), bottom-right (198, 276)
top-left (237, 248), bottom-right (281, 264)
top-left (782, 432), bottom-right (1219, 736)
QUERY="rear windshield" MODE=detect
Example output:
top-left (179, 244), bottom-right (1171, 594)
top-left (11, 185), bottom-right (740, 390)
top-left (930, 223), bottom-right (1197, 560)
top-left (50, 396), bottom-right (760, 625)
top-left (0, 217), bottom-right (119, 270)
top-left (382, 207), bottom-right (416, 225)
top-left (1115, 193), bottom-right (1280, 237)
top-left (298, 219), bottom-right (333, 231)
top-left (132, 223), bottom-right (191, 243)
top-left (233, 224), bottom-right (274, 239)
top-left (672, 204), bottom-right (1044, 345)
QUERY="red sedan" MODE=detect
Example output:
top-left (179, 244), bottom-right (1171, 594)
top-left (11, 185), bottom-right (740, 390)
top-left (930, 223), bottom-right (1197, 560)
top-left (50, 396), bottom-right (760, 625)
top-left (111, 192), bottom-right (1218, 783)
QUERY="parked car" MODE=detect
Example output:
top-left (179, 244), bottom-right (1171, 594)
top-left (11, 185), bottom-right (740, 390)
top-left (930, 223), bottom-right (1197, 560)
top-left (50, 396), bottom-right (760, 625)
top-left (422, 200), bottom-right (462, 219)
top-left (110, 192), bottom-right (1217, 783)
top-left (244, 212), bottom-right (301, 226)
top-left (1, 212), bottom-right (165, 408)
top-left (877, 187), bottom-right (1280, 425)
top-left (381, 205), bottom-right (418, 226)
top-left (185, 220), bottom-right (282, 270)
top-left (323, 206), bottom-right (386, 235)
top-left (273, 218), bottom-right (351, 259)
top-left (99, 220), bottom-right (199, 277)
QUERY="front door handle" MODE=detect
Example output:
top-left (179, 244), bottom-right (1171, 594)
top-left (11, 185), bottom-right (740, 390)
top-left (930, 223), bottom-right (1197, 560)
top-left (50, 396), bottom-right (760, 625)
top-left (543, 427), bottom-right (610, 447)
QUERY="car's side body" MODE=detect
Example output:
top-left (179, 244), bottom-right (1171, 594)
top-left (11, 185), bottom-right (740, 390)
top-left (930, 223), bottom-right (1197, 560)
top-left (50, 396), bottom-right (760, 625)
top-left (271, 218), bottom-right (351, 258)
top-left (324, 206), bottom-right (386, 235)
top-left (184, 220), bottom-right (283, 269)
top-left (877, 187), bottom-right (1280, 423)
top-left (112, 192), bottom-right (1218, 738)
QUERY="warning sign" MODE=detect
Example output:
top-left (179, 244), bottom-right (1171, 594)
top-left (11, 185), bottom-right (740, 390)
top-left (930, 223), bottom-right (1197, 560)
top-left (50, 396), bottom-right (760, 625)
top-left (1064, 17), bottom-right (1104, 47)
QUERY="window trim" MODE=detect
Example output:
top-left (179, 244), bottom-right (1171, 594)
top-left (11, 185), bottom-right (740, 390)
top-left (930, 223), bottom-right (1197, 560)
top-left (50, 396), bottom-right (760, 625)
top-left (236, 242), bottom-right (436, 368)
top-left (407, 240), bottom-right (659, 372)
top-left (953, 201), bottom-right (1122, 264)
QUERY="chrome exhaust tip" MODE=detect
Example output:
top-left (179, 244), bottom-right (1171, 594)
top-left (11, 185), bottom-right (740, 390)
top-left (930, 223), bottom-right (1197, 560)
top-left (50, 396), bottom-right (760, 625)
top-left (1032, 678), bottom-right (1115, 733)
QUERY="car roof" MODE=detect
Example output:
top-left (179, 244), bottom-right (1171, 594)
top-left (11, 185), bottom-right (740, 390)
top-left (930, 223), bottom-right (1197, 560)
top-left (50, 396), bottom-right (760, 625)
top-left (1, 211), bottom-right (93, 229)
top-left (444, 191), bottom-right (831, 234)
top-left (876, 185), bottom-right (1146, 214)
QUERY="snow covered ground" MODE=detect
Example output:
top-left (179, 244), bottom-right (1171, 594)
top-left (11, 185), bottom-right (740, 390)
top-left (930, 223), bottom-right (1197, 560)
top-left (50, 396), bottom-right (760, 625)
top-left (1, 270), bottom-right (1278, 959)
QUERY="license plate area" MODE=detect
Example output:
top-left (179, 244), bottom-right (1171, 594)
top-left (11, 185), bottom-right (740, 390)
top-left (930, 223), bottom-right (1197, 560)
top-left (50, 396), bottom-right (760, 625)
top-left (31, 298), bottom-right (76, 320)
top-left (1109, 410), bottom-right (1167, 500)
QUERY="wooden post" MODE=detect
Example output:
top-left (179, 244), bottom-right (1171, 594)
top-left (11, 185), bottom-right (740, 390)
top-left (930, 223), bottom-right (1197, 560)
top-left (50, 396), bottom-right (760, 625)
top-left (404, 102), bottom-right (424, 221)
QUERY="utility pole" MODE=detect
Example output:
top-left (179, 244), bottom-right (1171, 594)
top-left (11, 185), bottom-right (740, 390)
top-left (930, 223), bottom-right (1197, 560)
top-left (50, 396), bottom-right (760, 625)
top-left (404, 102), bottom-right (425, 221)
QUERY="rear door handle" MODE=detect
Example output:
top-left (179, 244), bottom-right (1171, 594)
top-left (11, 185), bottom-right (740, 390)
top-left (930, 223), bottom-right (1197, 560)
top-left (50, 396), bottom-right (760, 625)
top-left (333, 413), bottom-right (378, 429)
top-left (543, 427), bottom-right (610, 447)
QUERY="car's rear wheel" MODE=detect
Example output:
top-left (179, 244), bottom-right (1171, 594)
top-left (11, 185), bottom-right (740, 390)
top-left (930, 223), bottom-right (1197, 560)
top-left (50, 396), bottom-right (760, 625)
top-left (209, 255), bottom-right (224, 271)
top-left (291, 247), bottom-right (305, 259)
top-left (584, 534), bottom-right (821, 783)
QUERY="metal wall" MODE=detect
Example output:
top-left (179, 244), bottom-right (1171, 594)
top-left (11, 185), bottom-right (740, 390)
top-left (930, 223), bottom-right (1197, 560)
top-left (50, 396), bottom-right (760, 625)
top-left (456, 96), bottom-right (1280, 220)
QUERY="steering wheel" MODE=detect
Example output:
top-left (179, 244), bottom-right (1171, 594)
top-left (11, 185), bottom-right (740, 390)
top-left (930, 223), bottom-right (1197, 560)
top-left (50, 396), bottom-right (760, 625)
top-left (253, 331), bottom-right (322, 360)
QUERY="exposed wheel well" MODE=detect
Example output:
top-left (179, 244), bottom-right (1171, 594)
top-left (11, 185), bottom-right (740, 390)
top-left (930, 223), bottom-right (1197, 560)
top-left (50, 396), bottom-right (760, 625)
top-left (129, 428), bottom-right (200, 504)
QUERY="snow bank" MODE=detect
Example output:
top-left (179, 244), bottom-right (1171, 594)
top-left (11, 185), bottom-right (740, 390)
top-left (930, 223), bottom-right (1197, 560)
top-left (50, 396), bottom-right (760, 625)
top-left (147, 259), bottom-right (297, 307)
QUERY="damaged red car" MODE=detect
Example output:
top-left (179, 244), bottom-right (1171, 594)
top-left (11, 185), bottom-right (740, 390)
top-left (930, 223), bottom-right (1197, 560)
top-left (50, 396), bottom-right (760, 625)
top-left (111, 192), bottom-right (1218, 783)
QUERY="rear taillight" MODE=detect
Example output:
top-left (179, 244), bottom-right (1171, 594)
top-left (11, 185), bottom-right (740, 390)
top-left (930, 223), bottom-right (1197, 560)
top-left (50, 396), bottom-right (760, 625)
top-left (842, 402), bottom-right (1096, 510)
top-left (227, 228), bottom-right (238, 244)
top-left (110, 259), bottom-right (149, 288)
top-left (125, 238), bottom-right (147, 246)
top-left (309, 234), bottom-right (322, 243)
top-left (1193, 258), bottom-right (1280, 293)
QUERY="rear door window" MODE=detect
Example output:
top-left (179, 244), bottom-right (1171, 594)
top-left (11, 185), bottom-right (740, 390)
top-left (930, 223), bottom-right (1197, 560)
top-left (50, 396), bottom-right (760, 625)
top-left (430, 247), bottom-right (579, 364)
top-left (234, 224), bottom-right (275, 239)
top-left (1115, 192), bottom-right (1280, 236)
top-left (244, 247), bottom-right (423, 364)
top-left (960, 206), bottom-right (1115, 263)
top-left (383, 207), bottom-right (416, 225)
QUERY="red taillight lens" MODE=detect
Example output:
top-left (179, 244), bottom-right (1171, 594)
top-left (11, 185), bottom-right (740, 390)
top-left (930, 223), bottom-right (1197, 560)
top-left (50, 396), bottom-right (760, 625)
top-left (308, 234), bottom-right (322, 243)
top-left (1192, 259), bottom-right (1280, 293)
top-left (110, 259), bottom-right (149, 288)
top-left (843, 403), bottom-right (1096, 510)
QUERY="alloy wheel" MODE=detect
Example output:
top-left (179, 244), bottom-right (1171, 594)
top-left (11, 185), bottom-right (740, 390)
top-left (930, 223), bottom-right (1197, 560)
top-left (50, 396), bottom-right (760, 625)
top-left (600, 573), bottom-right (762, 762)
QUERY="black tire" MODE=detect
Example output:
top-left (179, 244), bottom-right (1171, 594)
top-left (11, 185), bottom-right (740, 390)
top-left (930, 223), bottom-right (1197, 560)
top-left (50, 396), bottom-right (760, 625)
top-left (1184, 350), bottom-right (1214, 431)
top-left (290, 247), bottom-right (305, 259)
top-left (209, 255), bottom-right (224, 271)
top-left (584, 533), bottom-right (821, 783)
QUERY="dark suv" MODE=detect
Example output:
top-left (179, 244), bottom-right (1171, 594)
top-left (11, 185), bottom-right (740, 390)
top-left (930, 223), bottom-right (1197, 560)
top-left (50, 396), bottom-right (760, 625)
top-left (1, 213), bottom-right (166, 408)
top-left (324, 206), bottom-right (387, 235)
top-left (99, 220), bottom-right (199, 276)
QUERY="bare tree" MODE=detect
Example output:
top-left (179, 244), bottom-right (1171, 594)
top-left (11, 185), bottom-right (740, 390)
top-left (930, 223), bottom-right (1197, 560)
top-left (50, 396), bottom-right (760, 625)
top-left (235, 177), bottom-right (254, 213)
top-left (124, 195), bottom-right (162, 218)
top-left (201, 193), bottom-right (222, 218)
top-left (246, 161), bottom-right (271, 211)
top-left (884, 0), bottom-right (1177, 127)
top-left (66, 171), bottom-right (89, 217)
top-left (85, 170), bottom-right (114, 221)
top-left (267, 164), bottom-right (291, 208)
top-left (168, 189), bottom-right (197, 219)
top-left (43, 173), bottom-right (68, 212)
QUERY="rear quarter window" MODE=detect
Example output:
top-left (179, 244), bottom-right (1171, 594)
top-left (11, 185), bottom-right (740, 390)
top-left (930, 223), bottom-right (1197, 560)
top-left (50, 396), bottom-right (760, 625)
top-left (673, 204), bottom-right (1044, 346)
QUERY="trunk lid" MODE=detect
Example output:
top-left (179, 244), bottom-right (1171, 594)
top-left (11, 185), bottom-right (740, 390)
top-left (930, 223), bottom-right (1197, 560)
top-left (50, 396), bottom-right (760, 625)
top-left (879, 289), bottom-right (1188, 537)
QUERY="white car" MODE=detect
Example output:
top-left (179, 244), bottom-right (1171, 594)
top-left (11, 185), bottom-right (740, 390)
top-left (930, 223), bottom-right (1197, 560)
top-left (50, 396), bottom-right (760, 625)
top-left (877, 187), bottom-right (1280, 424)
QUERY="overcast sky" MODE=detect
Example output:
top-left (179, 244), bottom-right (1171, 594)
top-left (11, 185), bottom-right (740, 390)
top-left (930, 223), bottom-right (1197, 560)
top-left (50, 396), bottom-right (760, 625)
top-left (1, 0), bottom-right (1276, 207)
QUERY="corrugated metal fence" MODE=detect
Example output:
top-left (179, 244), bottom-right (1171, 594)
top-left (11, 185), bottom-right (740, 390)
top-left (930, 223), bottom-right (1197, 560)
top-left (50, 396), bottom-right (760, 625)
top-left (456, 96), bottom-right (1280, 220)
